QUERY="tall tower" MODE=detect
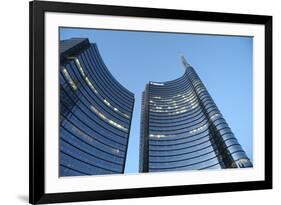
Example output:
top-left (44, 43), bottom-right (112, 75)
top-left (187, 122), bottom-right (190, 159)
top-left (59, 38), bottom-right (134, 176)
top-left (139, 56), bottom-right (252, 172)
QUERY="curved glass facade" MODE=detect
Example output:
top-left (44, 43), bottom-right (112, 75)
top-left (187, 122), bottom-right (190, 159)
top-left (139, 56), bottom-right (252, 172)
top-left (59, 38), bottom-right (134, 176)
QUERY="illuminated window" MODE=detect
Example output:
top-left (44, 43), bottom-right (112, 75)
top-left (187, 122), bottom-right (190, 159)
top-left (74, 58), bottom-right (86, 77)
top-left (150, 82), bottom-right (164, 86)
top-left (70, 124), bottom-right (94, 142)
top-left (103, 99), bottom-right (111, 106)
top-left (210, 113), bottom-right (221, 120)
top-left (189, 101), bottom-right (199, 109)
top-left (90, 106), bottom-right (128, 132)
top-left (149, 134), bottom-right (169, 138)
top-left (69, 57), bottom-right (130, 119)
top-left (112, 148), bottom-right (120, 155)
top-left (172, 108), bottom-right (188, 115)
top-left (153, 96), bottom-right (161, 99)
top-left (61, 67), bottom-right (77, 91)
top-left (189, 124), bottom-right (207, 134)
top-left (84, 76), bottom-right (98, 94)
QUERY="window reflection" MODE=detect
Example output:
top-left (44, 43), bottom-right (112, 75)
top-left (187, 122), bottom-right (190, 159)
top-left (68, 56), bottom-right (130, 119)
top-left (90, 105), bottom-right (128, 132)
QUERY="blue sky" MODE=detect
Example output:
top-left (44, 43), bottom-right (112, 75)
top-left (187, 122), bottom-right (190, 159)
top-left (60, 28), bottom-right (253, 173)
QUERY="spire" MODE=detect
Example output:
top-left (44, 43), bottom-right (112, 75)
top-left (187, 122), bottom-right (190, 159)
top-left (181, 56), bottom-right (191, 69)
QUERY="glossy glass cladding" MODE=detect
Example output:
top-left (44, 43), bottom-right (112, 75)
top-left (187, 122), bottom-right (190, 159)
top-left (59, 38), bottom-right (134, 176)
top-left (139, 57), bottom-right (252, 173)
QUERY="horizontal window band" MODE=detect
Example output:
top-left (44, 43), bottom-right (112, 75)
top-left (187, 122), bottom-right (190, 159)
top-left (149, 102), bottom-right (203, 118)
top-left (148, 116), bottom-right (230, 142)
top-left (60, 164), bottom-right (91, 176)
top-left (60, 109), bottom-right (128, 146)
top-left (60, 151), bottom-right (120, 174)
top-left (149, 111), bottom-right (207, 127)
top-left (149, 98), bottom-right (200, 111)
top-left (149, 135), bottom-right (241, 157)
top-left (149, 155), bottom-right (219, 170)
top-left (226, 144), bottom-right (243, 153)
top-left (149, 148), bottom-right (217, 164)
top-left (198, 162), bottom-right (222, 170)
top-left (60, 84), bottom-right (130, 135)
top-left (232, 151), bottom-right (250, 161)
top-left (65, 61), bottom-right (133, 116)
top-left (150, 116), bottom-right (208, 131)
top-left (60, 137), bottom-right (124, 166)
top-left (150, 132), bottom-right (211, 146)
top-left (61, 125), bottom-right (125, 159)
top-left (149, 94), bottom-right (201, 108)
top-left (149, 103), bottom-right (219, 125)
top-left (62, 64), bottom-right (132, 120)
top-left (149, 113), bottom-right (225, 136)
top-left (69, 56), bottom-right (133, 113)
top-left (60, 100), bottom-right (128, 139)
top-left (149, 116), bottom-right (209, 132)
top-left (150, 108), bottom-right (219, 128)
top-left (60, 71), bottom-right (131, 125)
top-left (79, 52), bottom-right (134, 108)
top-left (149, 83), bottom-right (195, 96)
top-left (149, 100), bottom-right (218, 120)
top-left (149, 139), bottom-right (213, 154)
top-left (61, 121), bottom-right (127, 152)
top-left (148, 90), bottom-right (196, 102)
top-left (150, 132), bottom-right (235, 148)
top-left (149, 128), bottom-right (210, 142)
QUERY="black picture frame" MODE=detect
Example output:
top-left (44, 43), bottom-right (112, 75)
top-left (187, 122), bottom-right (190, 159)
top-left (29, 0), bottom-right (272, 204)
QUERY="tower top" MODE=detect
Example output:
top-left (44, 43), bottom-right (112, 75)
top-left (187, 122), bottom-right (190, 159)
top-left (181, 56), bottom-right (191, 69)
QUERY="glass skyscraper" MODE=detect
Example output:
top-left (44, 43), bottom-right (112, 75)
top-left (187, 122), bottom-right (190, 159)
top-left (59, 38), bottom-right (134, 176)
top-left (139, 57), bottom-right (252, 172)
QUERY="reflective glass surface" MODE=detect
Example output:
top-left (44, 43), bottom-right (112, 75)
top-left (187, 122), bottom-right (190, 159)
top-left (59, 38), bottom-right (134, 176)
top-left (139, 57), bottom-right (252, 172)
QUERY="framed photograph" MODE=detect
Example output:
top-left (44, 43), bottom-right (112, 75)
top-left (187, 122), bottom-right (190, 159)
top-left (29, 0), bottom-right (272, 204)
